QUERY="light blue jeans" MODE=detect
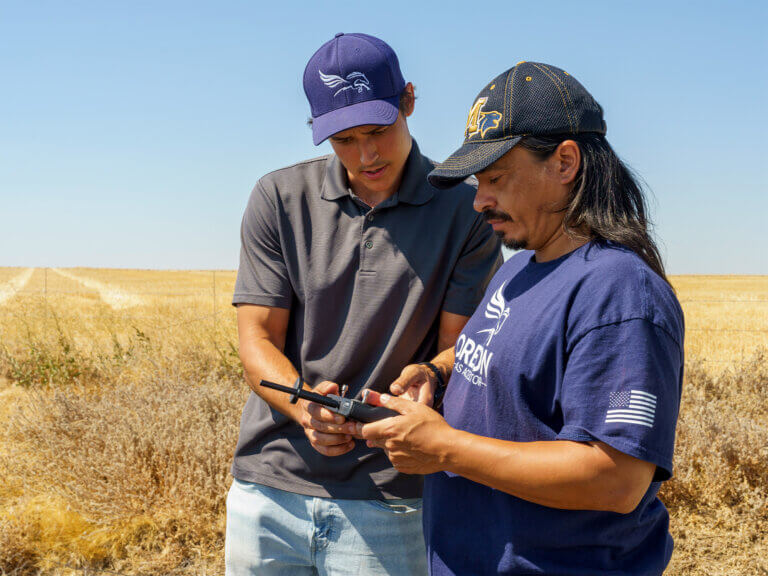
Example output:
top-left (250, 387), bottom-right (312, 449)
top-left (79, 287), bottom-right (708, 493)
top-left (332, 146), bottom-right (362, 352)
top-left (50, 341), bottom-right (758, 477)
top-left (225, 478), bottom-right (428, 576)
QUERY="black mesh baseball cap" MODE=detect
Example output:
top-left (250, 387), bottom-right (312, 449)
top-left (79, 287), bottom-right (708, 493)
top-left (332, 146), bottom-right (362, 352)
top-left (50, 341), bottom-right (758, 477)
top-left (428, 61), bottom-right (607, 189)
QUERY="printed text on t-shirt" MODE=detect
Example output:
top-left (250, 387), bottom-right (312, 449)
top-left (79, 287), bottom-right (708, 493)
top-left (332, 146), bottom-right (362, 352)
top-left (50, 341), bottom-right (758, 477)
top-left (454, 333), bottom-right (493, 387)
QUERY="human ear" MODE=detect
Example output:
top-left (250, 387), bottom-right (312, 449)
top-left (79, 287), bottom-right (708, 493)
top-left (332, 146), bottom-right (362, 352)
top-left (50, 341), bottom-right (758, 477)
top-left (556, 140), bottom-right (581, 185)
top-left (401, 83), bottom-right (415, 117)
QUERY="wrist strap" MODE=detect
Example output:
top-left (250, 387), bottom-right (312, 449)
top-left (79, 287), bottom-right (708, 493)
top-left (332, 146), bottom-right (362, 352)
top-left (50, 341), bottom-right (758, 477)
top-left (289, 376), bottom-right (303, 404)
top-left (419, 361), bottom-right (446, 409)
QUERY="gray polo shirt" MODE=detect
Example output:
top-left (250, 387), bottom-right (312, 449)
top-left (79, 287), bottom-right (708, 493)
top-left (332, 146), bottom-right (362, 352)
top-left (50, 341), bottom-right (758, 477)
top-left (232, 140), bottom-right (501, 499)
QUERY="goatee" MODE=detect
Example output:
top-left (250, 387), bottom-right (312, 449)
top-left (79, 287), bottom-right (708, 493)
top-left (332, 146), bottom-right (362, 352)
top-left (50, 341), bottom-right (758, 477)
top-left (497, 232), bottom-right (527, 251)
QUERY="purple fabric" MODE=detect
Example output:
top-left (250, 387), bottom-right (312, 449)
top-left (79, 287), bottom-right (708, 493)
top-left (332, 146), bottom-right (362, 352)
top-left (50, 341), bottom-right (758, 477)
top-left (310, 96), bottom-right (400, 145)
top-left (303, 33), bottom-right (406, 144)
top-left (424, 242), bottom-right (684, 575)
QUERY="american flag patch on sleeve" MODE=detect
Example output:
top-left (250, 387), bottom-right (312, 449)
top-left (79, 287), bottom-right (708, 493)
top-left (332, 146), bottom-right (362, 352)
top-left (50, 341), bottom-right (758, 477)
top-left (605, 390), bottom-right (657, 428)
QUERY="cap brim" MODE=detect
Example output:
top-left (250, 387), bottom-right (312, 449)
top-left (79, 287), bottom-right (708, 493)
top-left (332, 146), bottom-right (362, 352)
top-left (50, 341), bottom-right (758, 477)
top-left (427, 137), bottom-right (522, 189)
top-left (312, 96), bottom-right (400, 145)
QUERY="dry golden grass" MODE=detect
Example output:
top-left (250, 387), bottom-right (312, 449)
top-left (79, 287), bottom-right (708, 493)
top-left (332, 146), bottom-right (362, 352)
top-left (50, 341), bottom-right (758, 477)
top-left (672, 275), bottom-right (768, 370)
top-left (0, 269), bottom-right (765, 575)
top-left (0, 268), bottom-right (239, 575)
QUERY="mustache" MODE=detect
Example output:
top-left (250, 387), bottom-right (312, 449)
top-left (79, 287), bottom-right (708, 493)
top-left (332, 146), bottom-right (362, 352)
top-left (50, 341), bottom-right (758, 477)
top-left (482, 209), bottom-right (512, 223)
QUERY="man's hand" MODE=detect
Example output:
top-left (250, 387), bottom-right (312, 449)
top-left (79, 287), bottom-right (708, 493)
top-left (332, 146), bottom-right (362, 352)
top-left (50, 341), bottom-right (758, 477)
top-left (295, 381), bottom-right (356, 457)
top-left (357, 391), bottom-right (452, 475)
top-left (389, 364), bottom-right (437, 406)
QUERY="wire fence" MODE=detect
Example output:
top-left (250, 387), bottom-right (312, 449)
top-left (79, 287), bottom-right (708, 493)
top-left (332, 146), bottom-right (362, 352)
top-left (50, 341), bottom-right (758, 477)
top-left (0, 268), bottom-right (234, 339)
top-left (1, 268), bottom-right (767, 366)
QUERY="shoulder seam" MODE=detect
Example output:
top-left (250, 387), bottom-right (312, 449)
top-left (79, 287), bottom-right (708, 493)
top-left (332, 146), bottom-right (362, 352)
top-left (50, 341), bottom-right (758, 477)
top-left (260, 155), bottom-right (332, 180)
top-left (569, 316), bottom-right (683, 353)
top-left (254, 179), bottom-right (278, 212)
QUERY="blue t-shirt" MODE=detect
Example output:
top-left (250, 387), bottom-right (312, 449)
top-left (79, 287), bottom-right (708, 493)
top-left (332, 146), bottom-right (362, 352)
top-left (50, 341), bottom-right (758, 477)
top-left (423, 242), bottom-right (684, 576)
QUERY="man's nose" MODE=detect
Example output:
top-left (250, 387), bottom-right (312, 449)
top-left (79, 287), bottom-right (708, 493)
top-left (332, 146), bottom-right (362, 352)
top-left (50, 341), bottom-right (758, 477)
top-left (358, 138), bottom-right (379, 166)
top-left (473, 184), bottom-right (496, 214)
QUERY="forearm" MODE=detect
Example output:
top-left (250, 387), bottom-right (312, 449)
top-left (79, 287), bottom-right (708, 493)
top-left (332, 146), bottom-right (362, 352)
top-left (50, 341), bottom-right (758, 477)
top-left (440, 431), bottom-right (643, 513)
top-left (240, 337), bottom-right (306, 423)
top-left (236, 304), bottom-right (353, 457)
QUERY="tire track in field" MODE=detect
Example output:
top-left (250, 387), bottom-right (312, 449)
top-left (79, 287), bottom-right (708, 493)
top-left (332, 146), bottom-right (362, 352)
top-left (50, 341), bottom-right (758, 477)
top-left (0, 268), bottom-right (34, 305)
top-left (51, 268), bottom-right (145, 310)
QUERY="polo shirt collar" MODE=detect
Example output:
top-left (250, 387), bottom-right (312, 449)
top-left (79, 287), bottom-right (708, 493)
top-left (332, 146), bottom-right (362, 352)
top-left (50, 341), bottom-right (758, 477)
top-left (320, 155), bottom-right (349, 201)
top-left (320, 139), bottom-right (434, 206)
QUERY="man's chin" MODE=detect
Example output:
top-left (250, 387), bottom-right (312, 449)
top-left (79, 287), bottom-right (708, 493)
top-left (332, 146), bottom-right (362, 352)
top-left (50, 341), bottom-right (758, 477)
top-left (497, 233), bottom-right (527, 251)
top-left (361, 176), bottom-right (393, 194)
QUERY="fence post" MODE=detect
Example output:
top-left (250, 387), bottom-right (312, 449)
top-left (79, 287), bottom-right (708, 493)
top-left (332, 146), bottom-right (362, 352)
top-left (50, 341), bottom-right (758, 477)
top-left (212, 270), bottom-right (217, 340)
top-left (44, 267), bottom-right (48, 325)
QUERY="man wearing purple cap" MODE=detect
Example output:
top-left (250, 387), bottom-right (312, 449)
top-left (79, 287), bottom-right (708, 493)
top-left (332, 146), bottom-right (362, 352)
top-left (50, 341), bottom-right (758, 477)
top-left (224, 33), bottom-right (501, 575)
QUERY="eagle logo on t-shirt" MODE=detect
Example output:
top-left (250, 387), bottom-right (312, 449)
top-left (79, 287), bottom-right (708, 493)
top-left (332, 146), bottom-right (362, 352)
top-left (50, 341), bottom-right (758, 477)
top-left (477, 282), bottom-right (510, 346)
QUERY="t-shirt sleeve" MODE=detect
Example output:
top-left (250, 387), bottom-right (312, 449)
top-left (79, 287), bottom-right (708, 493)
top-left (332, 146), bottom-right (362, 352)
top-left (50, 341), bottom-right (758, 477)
top-left (442, 214), bottom-right (502, 317)
top-left (232, 180), bottom-right (293, 309)
top-left (555, 318), bottom-right (683, 481)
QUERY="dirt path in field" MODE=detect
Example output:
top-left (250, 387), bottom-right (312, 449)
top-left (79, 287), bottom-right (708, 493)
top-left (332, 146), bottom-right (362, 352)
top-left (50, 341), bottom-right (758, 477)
top-left (51, 268), bottom-right (145, 310)
top-left (0, 268), bottom-right (34, 305)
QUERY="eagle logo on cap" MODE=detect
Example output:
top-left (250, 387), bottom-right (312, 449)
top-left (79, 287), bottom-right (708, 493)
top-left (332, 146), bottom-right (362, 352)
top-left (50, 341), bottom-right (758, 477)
top-left (465, 97), bottom-right (502, 139)
top-left (319, 70), bottom-right (372, 97)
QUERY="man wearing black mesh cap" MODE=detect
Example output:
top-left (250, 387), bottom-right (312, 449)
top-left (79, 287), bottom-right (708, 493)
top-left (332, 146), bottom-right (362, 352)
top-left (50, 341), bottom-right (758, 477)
top-left (359, 62), bottom-right (685, 575)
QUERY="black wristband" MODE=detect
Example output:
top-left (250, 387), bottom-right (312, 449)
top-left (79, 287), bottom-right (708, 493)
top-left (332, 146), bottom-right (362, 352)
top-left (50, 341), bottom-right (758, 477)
top-left (419, 361), bottom-right (447, 410)
top-left (288, 376), bottom-right (303, 404)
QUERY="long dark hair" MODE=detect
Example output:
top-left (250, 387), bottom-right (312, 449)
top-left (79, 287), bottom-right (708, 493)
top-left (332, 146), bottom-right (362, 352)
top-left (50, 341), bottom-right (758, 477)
top-left (519, 134), bottom-right (669, 285)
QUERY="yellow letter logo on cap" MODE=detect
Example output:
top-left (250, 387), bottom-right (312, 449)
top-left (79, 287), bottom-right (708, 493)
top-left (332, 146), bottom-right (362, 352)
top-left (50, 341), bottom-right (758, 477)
top-left (465, 97), bottom-right (502, 139)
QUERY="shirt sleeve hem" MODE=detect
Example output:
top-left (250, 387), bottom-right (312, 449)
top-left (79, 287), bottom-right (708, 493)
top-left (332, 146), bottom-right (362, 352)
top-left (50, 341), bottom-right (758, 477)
top-left (440, 300), bottom-right (481, 318)
top-left (556, 424), bottom-right (674, 481)
top-left (231, 293), bottom-right (292, 309)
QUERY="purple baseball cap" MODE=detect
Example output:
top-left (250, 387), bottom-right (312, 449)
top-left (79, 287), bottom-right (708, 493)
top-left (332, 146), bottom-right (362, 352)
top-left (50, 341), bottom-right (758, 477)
top-left (303, 33), bottom-right (406, 145)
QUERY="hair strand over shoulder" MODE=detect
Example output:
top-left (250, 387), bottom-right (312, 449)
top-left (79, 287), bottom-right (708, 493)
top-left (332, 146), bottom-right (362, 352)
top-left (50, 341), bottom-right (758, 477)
top-left (520, 134), bottom-right (669, 284)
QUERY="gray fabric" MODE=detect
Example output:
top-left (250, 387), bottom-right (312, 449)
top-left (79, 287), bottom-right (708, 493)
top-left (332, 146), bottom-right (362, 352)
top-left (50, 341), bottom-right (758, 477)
top-left (232, 140), bottom-right (502, 499)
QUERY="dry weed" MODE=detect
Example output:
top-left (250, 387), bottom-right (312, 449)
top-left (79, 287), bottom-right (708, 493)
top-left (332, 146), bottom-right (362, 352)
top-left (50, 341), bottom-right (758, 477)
top-left (0, 346), bottom-right (244, 574)
top-left (661, 350), bottom-right (768, 575)
top-left (0, 270), bottom-right (766, 574)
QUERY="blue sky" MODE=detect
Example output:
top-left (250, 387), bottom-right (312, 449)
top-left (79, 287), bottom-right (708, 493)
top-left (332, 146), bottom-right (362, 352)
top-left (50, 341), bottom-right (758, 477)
top-left (1, 0), bottom-right (766, 273)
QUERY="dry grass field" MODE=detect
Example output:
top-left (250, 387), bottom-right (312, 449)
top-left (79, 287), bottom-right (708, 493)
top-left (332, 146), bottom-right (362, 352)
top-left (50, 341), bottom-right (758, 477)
top-left (0, 268), bottom-right (766, 575)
